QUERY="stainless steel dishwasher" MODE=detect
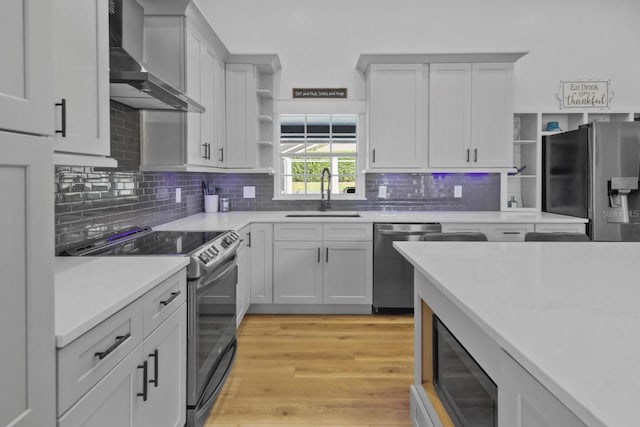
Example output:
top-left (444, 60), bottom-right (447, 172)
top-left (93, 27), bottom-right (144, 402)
top-left (373, 223), bottom-right (442, 313)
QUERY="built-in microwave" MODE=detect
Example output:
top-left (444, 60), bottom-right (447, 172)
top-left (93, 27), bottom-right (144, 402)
top-left (430, 314), bottom-right (498, 427)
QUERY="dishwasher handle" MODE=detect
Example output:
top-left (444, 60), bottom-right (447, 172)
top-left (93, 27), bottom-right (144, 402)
top-left (375, 223), bottom-right (442, 235)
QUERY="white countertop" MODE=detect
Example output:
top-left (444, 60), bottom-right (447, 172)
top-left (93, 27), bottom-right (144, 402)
top-left (393, 241), bottom-right (640, 427)
top-left (55, 256), bottom-right (189, 347)
top-left (154, 210), bottom-right (586, 232)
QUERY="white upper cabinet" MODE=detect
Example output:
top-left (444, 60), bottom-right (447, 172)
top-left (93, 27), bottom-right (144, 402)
top-left (225, 63), bottom-right (258, 168)
top-left (429, 62), bottom-right (513, 168)
top-left (52, 0), bottom-right (111, 159)
top-left (428, 63), bottom-right (471, 168)
top-left (367, 64), bottom-right (425, 169)
top-left (141, 11), bottom-right (227, 171)
top-left (0, 0), bottom-right (53, 136)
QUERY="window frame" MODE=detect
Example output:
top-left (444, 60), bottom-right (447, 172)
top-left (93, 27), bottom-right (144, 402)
top-left (273, 111), bottom-right (366, 201)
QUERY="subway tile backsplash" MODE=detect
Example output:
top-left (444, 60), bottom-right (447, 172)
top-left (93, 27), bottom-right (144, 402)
top-left (54, 101), bottom-right (499, 252)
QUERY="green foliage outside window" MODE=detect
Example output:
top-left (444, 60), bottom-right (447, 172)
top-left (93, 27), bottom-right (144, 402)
top-left (290, 159), bottom-right (355, 182)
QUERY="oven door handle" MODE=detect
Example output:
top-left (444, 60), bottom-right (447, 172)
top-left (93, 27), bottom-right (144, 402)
top-left (197, 257), bottom-right (237, 290)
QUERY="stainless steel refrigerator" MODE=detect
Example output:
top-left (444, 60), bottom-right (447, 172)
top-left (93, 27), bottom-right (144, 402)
top-left (543, 121), bottom-right (640, 241)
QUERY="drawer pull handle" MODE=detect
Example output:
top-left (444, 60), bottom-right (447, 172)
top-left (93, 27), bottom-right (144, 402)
top-left (149, 349), bottom-right (159, 387)
top-left (137, 361), bottom-right (148, 401)
top-left (502, 231), bottom-right (522, 235)
top-left (94, 333), bottom-right (130, 360)
top-left (160, 291), bottom-right (181, 306)
top-left (55, 98), bottom-right (67, 137)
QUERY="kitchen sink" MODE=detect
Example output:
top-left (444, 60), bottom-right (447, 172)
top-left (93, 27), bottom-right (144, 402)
top-left (286, 212), bottom-right (361, 218)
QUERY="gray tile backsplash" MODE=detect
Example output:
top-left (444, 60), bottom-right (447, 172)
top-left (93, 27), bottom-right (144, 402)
top-left (54, 101), bottom-right (500, 252)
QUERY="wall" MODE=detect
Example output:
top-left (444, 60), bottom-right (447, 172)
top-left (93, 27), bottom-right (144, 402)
top-left (195, 0), bottom-right (640, 111)
top-left (54, 102), bottom-right (498, 251)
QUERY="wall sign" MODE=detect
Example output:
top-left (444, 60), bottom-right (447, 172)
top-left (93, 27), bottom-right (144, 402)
top-left (557, 80), bottom-right (614, 109)
top-left (293, 88), bottom-right (347, 98)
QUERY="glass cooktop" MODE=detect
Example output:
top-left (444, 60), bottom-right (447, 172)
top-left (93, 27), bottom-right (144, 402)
top-left (60, 228), bottom-right (225, 256)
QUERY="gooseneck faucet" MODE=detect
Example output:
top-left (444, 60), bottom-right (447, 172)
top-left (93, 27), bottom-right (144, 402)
top-left (320, 167), bottom-right (332, 211)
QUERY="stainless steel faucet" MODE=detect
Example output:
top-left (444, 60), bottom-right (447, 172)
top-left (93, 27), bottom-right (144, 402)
top-left (320, 167), bottom-right (332, 211)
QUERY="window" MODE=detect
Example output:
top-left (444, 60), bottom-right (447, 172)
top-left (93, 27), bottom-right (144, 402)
top-left (278, 114), bottom-right (360, 197)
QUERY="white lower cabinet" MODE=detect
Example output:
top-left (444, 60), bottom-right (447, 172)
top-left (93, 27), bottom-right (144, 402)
top-left (250, 223), bottom-right (274, 303)
top-left (58, 345), bottom-right (144, 427)
top-left (323, 242), bottom-right (372, 304)
top-left (273, 223), bottom-right (372, 305)
top-left (236, 226), bottom-right (252, 326)
top-left (499, 351), bottom-right (586, 427)
top-left (441, 223), bottom-right (533, 242)
top-left (274, 241), bottom-right (324, 304)
top-left (441, 222), bottom-right (586, 241)
top-left (141, 304), bottom-right (187, 427)
top-left (534, 223), bottom-right (586, 234)
top-left (57, 271), bottom-right (187, 427)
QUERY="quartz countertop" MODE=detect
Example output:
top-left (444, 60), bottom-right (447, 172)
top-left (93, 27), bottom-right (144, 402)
top-left (55, 256), bottom-right (189, 348)
top-left (154, 211), bottom-right (587, 232)
top-left (393, 241), bottom-right (640, 427)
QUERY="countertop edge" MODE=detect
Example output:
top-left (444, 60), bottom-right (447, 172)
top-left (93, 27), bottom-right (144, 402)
top-left (55, 258), bottom-right (190, 348)
top-left (393, 242), bottom-right (605, 427)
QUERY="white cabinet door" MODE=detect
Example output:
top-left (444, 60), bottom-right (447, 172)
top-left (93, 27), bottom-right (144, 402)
top-left (58, 346), bottom-right (144, 427)
top-left (236, 229), bottom-right (251, 326)
top-left (250, 223), bottom-right (274, 303)
top-left (273, 241), bottom-right (323, 304)
top-left (471, 63), bottom-right (513, 167)
top-left (323, 242), bottom-right (373, 304)
top-left (0, 0), bottom-right (53, 136)
top-left (185, 24), bottom-right (206, 167)
top-left (499, 352), bottom-right (587, 427)
top-left (368, 64), bottom-right (425, 169)
top-left (225, 63), bottom-right (258, 168)
top-left (0, 132), bottom-right (55, 427)
top-left (52, 0), bottom-right (110, 156)
top-left (143, 304), bottom-right (186, 427)
top-left (429, 63), bottom-right (472, 168)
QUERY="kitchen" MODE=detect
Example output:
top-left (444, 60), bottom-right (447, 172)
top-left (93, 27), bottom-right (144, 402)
top-left (3, 0), bottom-right (640, 426)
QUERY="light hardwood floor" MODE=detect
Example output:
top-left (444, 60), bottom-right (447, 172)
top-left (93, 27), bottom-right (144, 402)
top-left (206, 314), bottom-right (414, 427)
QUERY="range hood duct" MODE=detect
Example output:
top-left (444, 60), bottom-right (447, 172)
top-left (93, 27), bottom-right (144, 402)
top-left (109, 0), bottom-right (205, 113)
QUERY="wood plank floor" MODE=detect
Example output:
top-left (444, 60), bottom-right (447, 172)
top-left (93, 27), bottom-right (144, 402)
top-left (205, 314), bottom-right (414, 427)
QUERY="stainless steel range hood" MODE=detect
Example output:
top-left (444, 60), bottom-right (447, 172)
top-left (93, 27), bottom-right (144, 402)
top-left (109, 0), bottom-right (205, 113)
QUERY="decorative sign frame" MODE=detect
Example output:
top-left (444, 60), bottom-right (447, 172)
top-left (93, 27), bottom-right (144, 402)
top-left (556, 80), bottom-right (614, 109)
top-left (293, 88), bottom-right (347, 99)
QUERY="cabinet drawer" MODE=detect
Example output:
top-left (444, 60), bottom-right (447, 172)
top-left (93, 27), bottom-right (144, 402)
top-left (534, 223), bottom-right (586, 233)
top-left (143, 270), bottom-right (187, 337)
top-left (57, 299), bottom-right (144, 415)
top-left (486, 224), bottom-right (533, 241)
top-left (323, 223), bottom-right (372, 241)
top-left (274, 223), bottom-right (323, 241)
top-left (441, 223), bottom-right (488, 234)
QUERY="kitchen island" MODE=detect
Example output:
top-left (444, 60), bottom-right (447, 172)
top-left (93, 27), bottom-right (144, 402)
top-left (394, 241), bottom-right (640, 427)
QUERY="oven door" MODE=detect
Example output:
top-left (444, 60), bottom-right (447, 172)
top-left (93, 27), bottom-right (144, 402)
top-left (187, 254), bottom-right (237, 407)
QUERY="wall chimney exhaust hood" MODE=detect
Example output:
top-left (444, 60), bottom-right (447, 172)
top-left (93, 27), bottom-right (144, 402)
top-left (109, 0), bottom-right (205, 113)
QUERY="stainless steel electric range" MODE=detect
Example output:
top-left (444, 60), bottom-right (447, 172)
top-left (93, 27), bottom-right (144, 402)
top-left (60, 226), bottom-right (240, 427)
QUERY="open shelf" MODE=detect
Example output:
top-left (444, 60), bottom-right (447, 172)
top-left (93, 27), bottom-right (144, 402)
top-left (256, 89), bottom-right (273, 98)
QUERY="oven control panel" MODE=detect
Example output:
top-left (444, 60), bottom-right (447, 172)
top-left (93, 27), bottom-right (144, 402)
top-left (196, 231), bottom-right (239, 265)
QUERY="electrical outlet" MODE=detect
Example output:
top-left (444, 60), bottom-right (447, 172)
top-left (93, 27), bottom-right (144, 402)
top-left (243, 186), bottom-right (255, 198)
top-left (378, 185), bottom-right (387, 199)
top-left (175, 188), bottom-right (181, 203)
top-left (454, 185), bottom-right (462, 198)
